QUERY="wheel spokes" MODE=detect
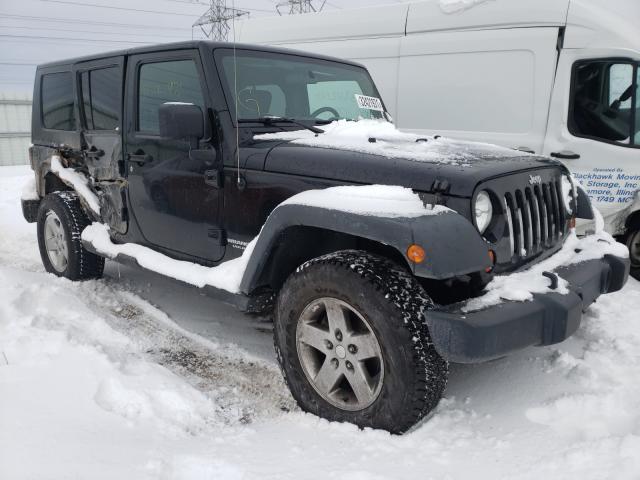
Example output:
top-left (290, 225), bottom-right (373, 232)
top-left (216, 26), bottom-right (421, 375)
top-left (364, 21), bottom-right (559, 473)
top-left (314, 357), bottom-right (342, 395)
top-left (298, 322), bottom-right (329, 352)
top-left (352, 332), bottom-right (379, 360)
top-left (347, 361), bottom-right (375, 405)
top-left (324, 299), bottom-right (349, 336)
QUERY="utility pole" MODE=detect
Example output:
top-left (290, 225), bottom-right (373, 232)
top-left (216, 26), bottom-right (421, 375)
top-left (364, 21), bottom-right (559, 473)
top-left (193, 0), bottom-right (249, 41)
top-left (276, 0), bottom-right (326, 15)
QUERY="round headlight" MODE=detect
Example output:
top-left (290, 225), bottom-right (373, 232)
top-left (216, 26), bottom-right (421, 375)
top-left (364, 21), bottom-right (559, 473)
top-left (474, 190), bottom-right (493, 234)
top-left (561, 175), bottom-right (574, 214)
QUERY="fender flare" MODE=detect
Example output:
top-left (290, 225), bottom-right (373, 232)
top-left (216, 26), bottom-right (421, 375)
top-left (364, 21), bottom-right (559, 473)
top-left (239, 204), bottom-right (492, 294)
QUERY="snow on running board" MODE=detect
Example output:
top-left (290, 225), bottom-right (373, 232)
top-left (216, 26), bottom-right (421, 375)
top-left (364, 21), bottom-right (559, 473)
top-left (82, 223), bottom-right (256, 294)
top-left (50, 155), bottom-right (101, 216)
top-left (81, 185), bottom-right (441, 293)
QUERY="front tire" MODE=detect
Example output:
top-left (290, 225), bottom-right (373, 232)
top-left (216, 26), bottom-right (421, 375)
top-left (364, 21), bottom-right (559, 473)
top-left (274, 250), bottom-right (448, 434)
top-left (37, 191), bottom-right (105, 280)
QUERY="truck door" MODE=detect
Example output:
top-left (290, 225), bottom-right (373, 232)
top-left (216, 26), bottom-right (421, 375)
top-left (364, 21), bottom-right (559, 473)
top-left (125, 50), bottom-right (224, 262)
top-left (74, 56), bottom-right (127, 234)
top-left (544, 54), bottom-right (639, 234)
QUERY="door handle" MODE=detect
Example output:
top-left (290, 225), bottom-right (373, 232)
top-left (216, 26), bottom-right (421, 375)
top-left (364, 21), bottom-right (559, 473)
top-left (128, 150), bottom-right (153, 165)
top-left (204, 169), bottom-right (223, 188)
top-left (550, 150), bottom-right (580, 160)
top-left (82, 146), bottom-right (104, 158)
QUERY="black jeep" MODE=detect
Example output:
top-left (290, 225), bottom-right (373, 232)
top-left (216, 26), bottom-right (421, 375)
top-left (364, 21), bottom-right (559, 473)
top-left (22, 41), bottom-right (629, 433)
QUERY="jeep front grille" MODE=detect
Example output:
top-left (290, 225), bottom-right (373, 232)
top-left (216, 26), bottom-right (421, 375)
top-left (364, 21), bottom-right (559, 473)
top-left (503, 180), bottom-right (566, 260)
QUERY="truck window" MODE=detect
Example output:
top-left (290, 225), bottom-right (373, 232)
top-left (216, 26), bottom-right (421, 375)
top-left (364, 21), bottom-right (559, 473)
top-left (80, 66), bottom-right (120, 131)
top-left (216, 49), bottom-right (383, 122)
top-left (137, 60), bottom-right (205, 134)
top-left (307, 80), bottom-right (364, 121)
top-left (41, 72), bottom-right (75, 131)
top-left (570, 60), bottom-right (638, 146)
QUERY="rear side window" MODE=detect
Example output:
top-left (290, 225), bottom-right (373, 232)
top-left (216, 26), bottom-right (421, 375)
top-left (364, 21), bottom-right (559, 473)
top-left (80, 66), bottom-right (120, 131)
top-left (138, 60), bottom-right (205, 134)
top-left (41, 72), bottom-right (75, 130)
top-left (570, 60), bottom-right (638, 146)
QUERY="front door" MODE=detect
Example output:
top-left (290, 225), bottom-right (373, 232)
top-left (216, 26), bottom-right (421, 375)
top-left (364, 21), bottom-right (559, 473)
top-left (544, 53), bottom-right (639, 234)
top-left (125, 50), bottom-right (224, 262)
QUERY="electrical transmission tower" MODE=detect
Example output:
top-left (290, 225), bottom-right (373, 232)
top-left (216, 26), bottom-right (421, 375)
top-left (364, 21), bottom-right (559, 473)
top-left (276, 0), bottom-right (326, 15)
top-left (193, 1), bottom-right (249, 41)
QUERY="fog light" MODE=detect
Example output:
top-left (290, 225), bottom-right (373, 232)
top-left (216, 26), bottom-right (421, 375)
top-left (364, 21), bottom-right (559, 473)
top-left (407, 244), bottom-right (426, 264)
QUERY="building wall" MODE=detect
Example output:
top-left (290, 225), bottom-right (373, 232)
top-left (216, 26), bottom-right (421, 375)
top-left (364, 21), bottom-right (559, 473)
top-left (0, 93), bottom-right (31, 166)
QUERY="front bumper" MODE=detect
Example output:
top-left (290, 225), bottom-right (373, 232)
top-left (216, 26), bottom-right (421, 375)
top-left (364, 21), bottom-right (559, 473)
top-left (427, 254), bottom-right (630, 363)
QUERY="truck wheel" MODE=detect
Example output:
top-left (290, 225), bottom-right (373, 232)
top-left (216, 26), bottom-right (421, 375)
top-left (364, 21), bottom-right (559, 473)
top-left (37, 191), bottom-right (105, 280)
top-left (274, 250), bottom-right (448, 434)
top-left (626, 228), bottom-right (640, 280)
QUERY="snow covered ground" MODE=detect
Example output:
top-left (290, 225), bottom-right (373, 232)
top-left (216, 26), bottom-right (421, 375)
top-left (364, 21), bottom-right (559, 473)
top-left (1, 165), bottom-right (639, 480)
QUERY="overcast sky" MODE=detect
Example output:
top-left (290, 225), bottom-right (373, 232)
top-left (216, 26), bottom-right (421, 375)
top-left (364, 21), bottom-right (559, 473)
top-left (0, 0), bottom-right (403, 94)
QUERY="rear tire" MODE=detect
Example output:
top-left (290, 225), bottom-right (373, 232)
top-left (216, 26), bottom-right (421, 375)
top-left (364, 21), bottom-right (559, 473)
top-left (37, 191), bottom-right (105, 280)
top-left (274, 250), bottom-right (448, 434)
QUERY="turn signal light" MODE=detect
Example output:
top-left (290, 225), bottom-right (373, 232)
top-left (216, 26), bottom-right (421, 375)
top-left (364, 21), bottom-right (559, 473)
top-left (569, 217), bottom-right (576, 229)
top-left (406, 244), bottom-right (426, 264)
top-left (485, 250), bottom-right (496, 273)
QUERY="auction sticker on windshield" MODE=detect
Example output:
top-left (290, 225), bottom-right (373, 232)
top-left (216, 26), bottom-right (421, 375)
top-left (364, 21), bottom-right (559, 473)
top-left (355, 94), bottom-right (384, 112)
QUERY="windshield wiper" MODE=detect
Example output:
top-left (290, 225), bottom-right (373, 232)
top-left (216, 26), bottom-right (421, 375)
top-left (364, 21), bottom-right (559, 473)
top-left (239, 116), bottom-right (324, 134)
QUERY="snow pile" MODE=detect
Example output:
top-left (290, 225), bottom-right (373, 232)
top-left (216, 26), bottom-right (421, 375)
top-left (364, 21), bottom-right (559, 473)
top-left (20, 176), bottom-right (39, 201)
top-left (439, 0), bottom-right (494, 14)
top-left (282, 184), bottom-right (449, 218)
top-left (50, 155), bottom-right (100, 215)
top-left (463, 228), bottom-right (628, 312)
top-left (254, 119), bottom-right (523, 165)
top-left (82, 223), bottom-right (257, 294)
top-left (2, 165), bottom-right (640, 479)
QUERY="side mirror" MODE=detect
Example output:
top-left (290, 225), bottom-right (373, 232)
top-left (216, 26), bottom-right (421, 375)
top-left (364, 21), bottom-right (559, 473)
top-left (159, 103), bottom-right (204, 146)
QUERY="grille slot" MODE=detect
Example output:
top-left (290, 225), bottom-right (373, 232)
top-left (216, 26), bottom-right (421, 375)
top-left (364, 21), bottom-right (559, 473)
top-left (503, 180), bottom-right (566, 261)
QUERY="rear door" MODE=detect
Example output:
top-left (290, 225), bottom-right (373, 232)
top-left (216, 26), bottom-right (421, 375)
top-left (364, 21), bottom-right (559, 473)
top-left (124, 50), bottom-right (224, 262)
top-left (74, 56), bottom-right (127, 233)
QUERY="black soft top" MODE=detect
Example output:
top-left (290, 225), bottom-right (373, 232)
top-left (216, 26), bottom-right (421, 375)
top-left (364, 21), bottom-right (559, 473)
top-left (36, 40), bottom-right (367, 70)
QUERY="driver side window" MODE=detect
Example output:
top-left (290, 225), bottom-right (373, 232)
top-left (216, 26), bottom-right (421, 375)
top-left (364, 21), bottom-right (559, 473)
top-left (570, 60), bottom-right (638, 146)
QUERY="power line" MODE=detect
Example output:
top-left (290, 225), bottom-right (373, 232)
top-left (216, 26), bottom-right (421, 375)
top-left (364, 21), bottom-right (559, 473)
top-left (0, 24), bottom-right (191, 39)
top-left (0, 13), bottom-right (195, 32)
top-left (39, 0), bottom-right (202, 17)
top-left (0, 34), bottom-right (155, 45)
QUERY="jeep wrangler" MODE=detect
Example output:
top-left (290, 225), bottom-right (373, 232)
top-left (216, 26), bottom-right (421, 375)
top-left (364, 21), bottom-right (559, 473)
top-left (22, 41), bottom-right (629, 434)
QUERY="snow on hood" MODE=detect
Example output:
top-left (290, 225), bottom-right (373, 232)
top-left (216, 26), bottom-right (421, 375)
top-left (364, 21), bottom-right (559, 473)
top-left (253, 119), bottom-right (525, 166)
top-left (282, 185), bottom-right (450, 218)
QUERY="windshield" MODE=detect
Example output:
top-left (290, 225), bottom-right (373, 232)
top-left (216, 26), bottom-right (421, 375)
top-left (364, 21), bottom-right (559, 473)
top-left (215, 48), bottom-right (386, 123)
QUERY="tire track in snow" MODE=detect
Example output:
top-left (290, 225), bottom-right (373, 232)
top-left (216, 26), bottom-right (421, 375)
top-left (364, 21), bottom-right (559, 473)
top-left (77, 279), bottom-right (298, 425)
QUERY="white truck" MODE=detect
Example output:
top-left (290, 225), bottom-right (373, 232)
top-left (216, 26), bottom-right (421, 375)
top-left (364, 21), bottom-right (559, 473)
top-left (238, 0), bottom-right (640, 277)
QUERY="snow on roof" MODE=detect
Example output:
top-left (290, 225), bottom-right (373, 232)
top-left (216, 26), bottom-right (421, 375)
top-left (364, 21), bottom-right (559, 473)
top-left (254, 119), bottom-right (522, 165)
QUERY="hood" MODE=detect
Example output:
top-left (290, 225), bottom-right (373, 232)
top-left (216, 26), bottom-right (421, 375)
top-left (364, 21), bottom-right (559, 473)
top-left (253, 120), bottom-right (562, 197)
